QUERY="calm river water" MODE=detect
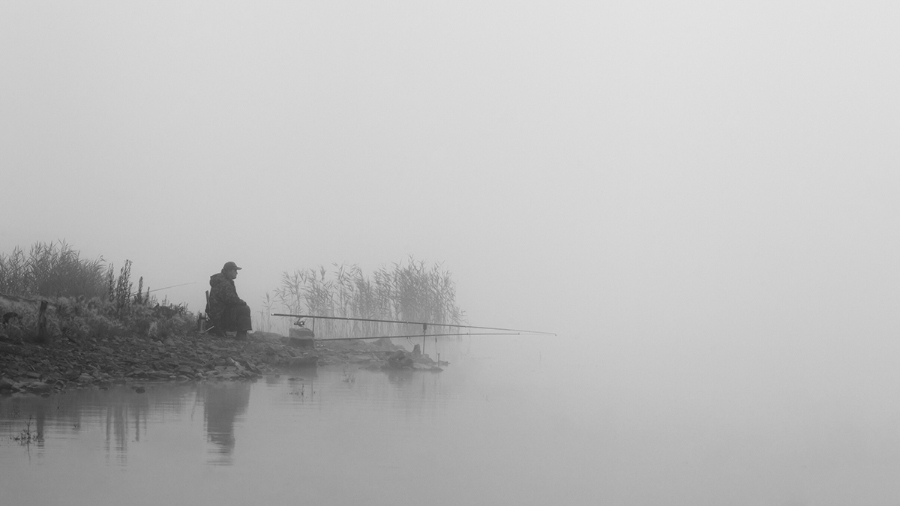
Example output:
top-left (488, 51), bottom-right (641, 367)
top-left (2, 335), bottom-right (899, 505)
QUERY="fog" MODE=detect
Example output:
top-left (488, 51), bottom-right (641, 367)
top-left (2, 0), bottom-right (900, 467)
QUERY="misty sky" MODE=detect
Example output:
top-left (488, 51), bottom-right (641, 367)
top-left (1, 1), bottom-right (898, 351)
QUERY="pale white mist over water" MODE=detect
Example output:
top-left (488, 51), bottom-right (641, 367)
top-left (3, 337), bottom-right (900, 506)
top-left (2, 0), bottom-right (900, 503)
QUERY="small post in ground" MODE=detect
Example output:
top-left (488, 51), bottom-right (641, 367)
top-left (36, 300), bottom-right (48, 344)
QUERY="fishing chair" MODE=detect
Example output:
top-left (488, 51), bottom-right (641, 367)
top-left (203, 290), bottom-right (250, 337)
top-left (202, 290), bottom-right (228, 336)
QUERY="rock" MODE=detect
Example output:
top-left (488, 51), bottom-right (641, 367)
top-left (288, 327), bottom-right (315, 338)
top-left (24, 381), bottom-right (52, 393)
top-left (286, 356), bottom-right (318, 367)
top-left (287, 337), bottom-right (315, 349)
top-left (134, 386), bottom-right (146, 393)
top-left (0, 377), bottom-right (16, 391)
top-left (77, 373), bottom-right (94, 383)
top-left (414, 354), bottom-right (435, 365)
top-left (386, 350), bottom-right (414, 369)
top-left (0, 343), bottom-right (22, 355)
top-left (6, 326), bottom-right (24, 342)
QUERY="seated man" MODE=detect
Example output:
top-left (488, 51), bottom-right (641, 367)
top-left (207, 261), bottom-right (252, 338)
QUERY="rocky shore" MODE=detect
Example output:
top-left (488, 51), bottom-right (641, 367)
top-left (0, 331), bottom-right (444, 397)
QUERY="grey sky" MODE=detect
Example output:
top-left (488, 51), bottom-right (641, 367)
top-left (1, 1), bottom-right (898, 358)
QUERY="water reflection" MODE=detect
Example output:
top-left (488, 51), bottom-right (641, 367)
top-left (3, 338), bottom-right (900, 506)
top-left (102, 392), bottom-right (149, 464)
top-left (0, 381), bottom-right (256, 467)
top-left (199, 381), bottom-right (251, 465)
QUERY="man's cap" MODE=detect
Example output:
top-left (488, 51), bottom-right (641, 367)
top-left (223, 261), bottom-right (242, 271)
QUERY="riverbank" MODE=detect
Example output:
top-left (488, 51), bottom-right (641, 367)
top-left (0, 331), bottom-right (443, 396)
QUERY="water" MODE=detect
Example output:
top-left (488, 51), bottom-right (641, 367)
top-left (2, 336), bottom-right (899, 505)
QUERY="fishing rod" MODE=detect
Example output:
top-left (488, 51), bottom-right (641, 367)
top-left (272, 313), bottom-right (556, 336)
top-left (148, 282), bottom-right (197, 293)
top-left (315, 332), bottom-right (520, 341)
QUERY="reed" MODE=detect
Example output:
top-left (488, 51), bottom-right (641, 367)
top-left (0, 241), bottom-right (106, 298)
top-left (258, 292), bottom-right (275, 333)
top-left (109, 259), bottom-right (134, 314)
top-left (0, 241), bottom-right (194, 342)
top-left (274, 257), bottom-right (465, 338)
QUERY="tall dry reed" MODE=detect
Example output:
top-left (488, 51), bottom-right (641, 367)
top-left (274, 257), bottom-right (465, 338)
top-left (0, 241), bottom-right (106, 298)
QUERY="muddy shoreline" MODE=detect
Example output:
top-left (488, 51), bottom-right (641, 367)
top-left (0, 331), bottom-right (443, 397)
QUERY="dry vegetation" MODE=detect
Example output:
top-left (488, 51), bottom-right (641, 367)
top-left (0, 243), bottom-right (452, 396)
top-left (273, 258), bottom-right (465, 338)
top-left (0, 241), bottom-right (107, 298)
top-left (0, 241), bottom-right (193, 343)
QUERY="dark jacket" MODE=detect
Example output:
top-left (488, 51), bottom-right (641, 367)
top-left (208, 273), bottom-right (245, 323)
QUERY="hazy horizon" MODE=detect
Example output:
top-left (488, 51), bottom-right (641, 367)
top-left (2, 1), bottom-right (899, 378)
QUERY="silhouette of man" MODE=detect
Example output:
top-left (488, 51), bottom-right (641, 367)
top-left (207, 261), bottom-right (252, 338)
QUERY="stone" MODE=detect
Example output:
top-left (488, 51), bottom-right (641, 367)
top-left (24, 381), bottom-right (52, 393)
top-left (287, 337), bottom-right (315, 350)
top-left (0, 377), bottom-right (15, 391)
top-left (0, 343), bottom-right (22, 355)
top-left (386, 350), bottom-right (414, 369)
top-left (289, 327), bottom-right (315, 338)
top-left (287, 356), bottom-right (318, 367)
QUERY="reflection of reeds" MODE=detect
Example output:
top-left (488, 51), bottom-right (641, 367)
top-left (275, 257), bottom-right (465, 338)
top-left (12, 415), bottom-right (42, 445)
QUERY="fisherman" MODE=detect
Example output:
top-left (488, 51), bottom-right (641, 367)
top-left (207, 261), bottom-right (252, 338)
